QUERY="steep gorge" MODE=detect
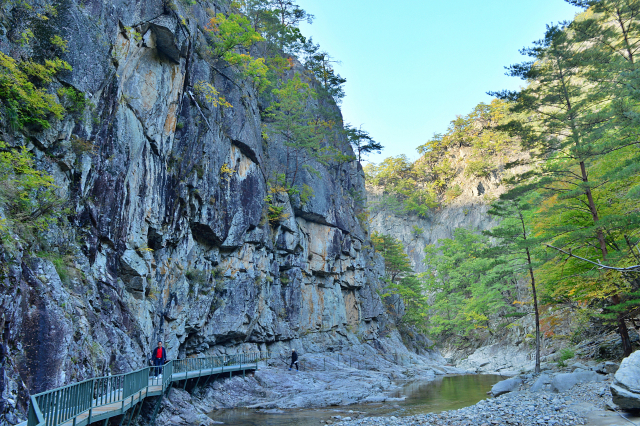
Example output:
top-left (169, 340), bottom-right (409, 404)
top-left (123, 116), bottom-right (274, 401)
top-left (0, 0), bottom-right (427, 422)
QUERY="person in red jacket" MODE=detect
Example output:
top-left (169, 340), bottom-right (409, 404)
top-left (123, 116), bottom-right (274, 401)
top-left (152, 341), bottom-right (167, 377)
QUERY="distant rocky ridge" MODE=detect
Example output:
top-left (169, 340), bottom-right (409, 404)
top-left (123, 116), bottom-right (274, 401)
top-left (367, 144), bottom-right (530, 274)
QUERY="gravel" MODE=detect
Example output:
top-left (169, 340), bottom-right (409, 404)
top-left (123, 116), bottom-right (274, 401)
top-left (331, 378), bottom-right (616, 426)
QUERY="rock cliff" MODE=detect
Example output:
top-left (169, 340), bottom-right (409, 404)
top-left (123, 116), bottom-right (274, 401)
top-left (367, 145), bottom-right (529, 274)
top-left (0, 0), bottom-right (415, 421)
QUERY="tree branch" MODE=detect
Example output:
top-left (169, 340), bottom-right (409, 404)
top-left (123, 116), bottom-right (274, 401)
top-left (545, 244), bottom-right (640, 271)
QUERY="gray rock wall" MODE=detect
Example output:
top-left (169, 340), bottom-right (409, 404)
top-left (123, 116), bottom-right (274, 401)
top-left (0, 0), bottom-right (407, 419)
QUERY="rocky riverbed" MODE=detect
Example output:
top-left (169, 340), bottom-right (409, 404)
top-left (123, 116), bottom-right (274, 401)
top-left (330, 370), bottom-right (640, 426)
top-left (154, 346), bottom-right (640, 426)
top-left (155, 349), bottom-right (465, 425)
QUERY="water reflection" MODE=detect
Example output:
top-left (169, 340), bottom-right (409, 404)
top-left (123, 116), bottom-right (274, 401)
top-left (209, 375), bottom-right (504, 426)
top-left (389, 374), bottom-right (504, 415)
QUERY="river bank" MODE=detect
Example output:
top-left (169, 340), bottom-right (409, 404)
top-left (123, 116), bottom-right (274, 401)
top-left (331, 377), bottom-right (638, 426)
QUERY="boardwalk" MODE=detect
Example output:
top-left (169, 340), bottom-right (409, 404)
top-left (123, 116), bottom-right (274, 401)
top-left (26, 353), bottom-right (260, 426)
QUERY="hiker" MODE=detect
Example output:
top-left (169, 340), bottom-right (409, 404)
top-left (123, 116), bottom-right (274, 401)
top-left (152, 340), bottom-right (167, 377)
top-left (289, 349), bottom-right (298, 371)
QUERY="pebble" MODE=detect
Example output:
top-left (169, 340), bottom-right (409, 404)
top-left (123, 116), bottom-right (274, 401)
top-left (331, 379), bottom-right (616, 426)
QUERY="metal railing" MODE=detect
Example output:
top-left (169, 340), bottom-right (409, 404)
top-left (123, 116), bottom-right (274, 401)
top-left (25, 353), bottom-right (259, 426)
top-left (257, 350), bottom-right (422, 372)
top-left (172, 352), bottom-right (260, 375)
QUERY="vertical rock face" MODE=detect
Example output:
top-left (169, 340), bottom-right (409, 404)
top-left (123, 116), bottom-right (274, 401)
top-left (368, 185), bottom-right (499, 273)
top-left (0, 0), bottom-right (397, 416)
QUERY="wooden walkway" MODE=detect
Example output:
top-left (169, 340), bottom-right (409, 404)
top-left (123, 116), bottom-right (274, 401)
top-left (26, 354), bottom-right (260, 426)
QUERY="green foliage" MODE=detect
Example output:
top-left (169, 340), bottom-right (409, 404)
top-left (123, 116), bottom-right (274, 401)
top-left (19, 29), bottom-right (34, 46)
top-left (557, 348), bottom-right (575, 367)
top-left (371, 232), bottom-right (413, 282)
top-left (0, 142), bottom-right (65, 247)
top-left (345, 124), bottom-right (383, 162)
top-left (371, 232), bottom-right (428, 328)
top-left (0, 52), bottom-right (69, 129)
top-left (265, 73), bottom-right (335, 189)
top-left (50, 35), bottom-right (69, 52)
top-left (37, 251), bottom-right (77, 285)
top-left (205, 11), bottom-right (269, 91)
top-left (264, 187), bottom-right (290, 225)
top-left (422, 228), bottom-right (519, 338)
top-left (233, 0), bottom-right (312, 54)
top-left (57, 86), bottom-right (86, 114)
top-left (366, 99), bottom-right (515, 213)
top-left (206, 12), bottom-right (264, 56)
top-left (193, 81), bottom-right (232, 108)
top-left (487, 5), bottom-right (640, 355)
top-left (365, 155), bottom-right (438, 217)
top-left (444, 184), bottom-right (463, 202)
top-left (303, 41), bottom-right (346, 102)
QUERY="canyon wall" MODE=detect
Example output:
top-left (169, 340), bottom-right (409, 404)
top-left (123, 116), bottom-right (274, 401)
top-left (0, 0), bottom-right (422, 420)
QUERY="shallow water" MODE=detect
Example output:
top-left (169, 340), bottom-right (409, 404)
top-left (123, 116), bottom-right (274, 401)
top-left (209, 374), bottom-right (504, 426)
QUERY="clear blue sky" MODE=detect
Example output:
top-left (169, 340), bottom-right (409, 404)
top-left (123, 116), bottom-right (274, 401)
top-left (297, 0), bottom-right (580, 164)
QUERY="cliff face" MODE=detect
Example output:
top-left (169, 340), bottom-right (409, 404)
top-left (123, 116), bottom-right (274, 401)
top-left (0, 0), bottom-right (398, 419)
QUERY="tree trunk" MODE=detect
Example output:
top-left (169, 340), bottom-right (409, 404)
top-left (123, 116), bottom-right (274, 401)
top-left (612, 293), bottom-right (633, 357)
top-left (520, 211), bottom-right (541, 374)
top-left (579, 160), bottom-right (632, 355)
top-left (526, 247), bottom-right (541, 374)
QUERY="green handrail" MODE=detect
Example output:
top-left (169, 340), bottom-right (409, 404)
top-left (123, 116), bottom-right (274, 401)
top-left (25, 353), bottom-right (259, 426)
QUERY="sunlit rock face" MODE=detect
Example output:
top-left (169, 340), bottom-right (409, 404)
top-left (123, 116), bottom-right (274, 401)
top-left (366, 145), bottom-right (530, 273)
top-left (0, 0), bottom-right (414, 412)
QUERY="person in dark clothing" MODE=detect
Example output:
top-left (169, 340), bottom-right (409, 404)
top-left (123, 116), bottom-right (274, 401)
top-left (152, 341), bottom-right (167, 377)
top-left (289, 349), bottom-right (298, 371)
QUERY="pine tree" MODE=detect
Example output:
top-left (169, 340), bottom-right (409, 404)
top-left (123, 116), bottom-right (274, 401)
top-left (566, 0), bottom-right (640, 199)
top-left (484, 194), bottom-right (544, 373)
top-left (491, 22), bottom-right (640, 356)
top-left (266, 73), bottom-right (335, 193)
top-left (371, 232), bottom-right (428, 328)
top-left (345, 124), bottom-right (383, 162)
top-left (303, 41), bottom-right (347, 102)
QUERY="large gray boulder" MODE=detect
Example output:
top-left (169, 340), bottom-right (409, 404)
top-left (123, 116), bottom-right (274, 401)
top-left (530, 373), bottom-right (552, 392)
top-left (551, 370), bottom-right (605, 393)
top-left (490, 377), bottom-right (522, 397)
top-left (611, 351), bottom-right (640, 409)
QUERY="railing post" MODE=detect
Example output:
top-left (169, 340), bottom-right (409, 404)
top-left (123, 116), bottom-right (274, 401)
top-left (122, 374), bottom-right (127, 413)
top-left (88, 379), bottom-right (95, 424)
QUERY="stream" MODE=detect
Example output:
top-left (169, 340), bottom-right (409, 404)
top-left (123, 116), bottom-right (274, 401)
top-left (208, 374), bottom-right (504, 425)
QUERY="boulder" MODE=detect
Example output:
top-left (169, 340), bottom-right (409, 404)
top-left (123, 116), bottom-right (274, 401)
top-left (551, 370), bottom-right (605, 393)
top-left (569, 362), bottom-right (588, 372)
top-left (596, 361), bottom-right (620, 375)
top-left (611, 351), bottom-right (640, 409)
top-left (530, 373), bottom-right (552, 392)
top-left (490, 377), bottom-right (522, 397)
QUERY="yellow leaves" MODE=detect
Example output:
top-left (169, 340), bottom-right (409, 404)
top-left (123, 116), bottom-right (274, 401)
top-left (269, 185), bottom-right (288, 195)
top-left (0, 52), bottom-right (68, 128)
top-left (220, 163), bottom-right (235, 181)
top-left (50, 35), bottom-right (69, 53)
top-left (204, 13), bottom-right (264, 51)
top-left (193, 82), bottom-right (232, 108)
